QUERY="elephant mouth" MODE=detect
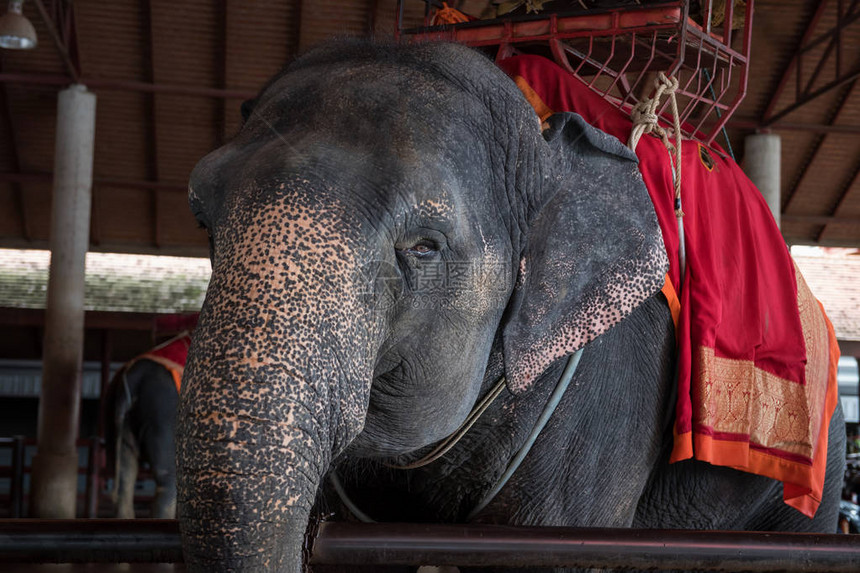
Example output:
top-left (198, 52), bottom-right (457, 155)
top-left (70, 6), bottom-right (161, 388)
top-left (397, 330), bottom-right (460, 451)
top-left (371, 360), bottom-right (411, 398)
top-left (349, 359), bottom-right (459, 462)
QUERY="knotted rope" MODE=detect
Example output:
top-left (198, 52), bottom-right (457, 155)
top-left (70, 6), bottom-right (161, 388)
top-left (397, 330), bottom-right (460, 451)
top-left (628, 72), bottom-right (683, 218)
top-left (628, 72), bottom-right (687, 287)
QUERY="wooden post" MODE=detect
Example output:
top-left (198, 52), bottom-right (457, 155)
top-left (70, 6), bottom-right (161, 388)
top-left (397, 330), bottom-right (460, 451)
top-left (10, 436), bottom-right (25, 518)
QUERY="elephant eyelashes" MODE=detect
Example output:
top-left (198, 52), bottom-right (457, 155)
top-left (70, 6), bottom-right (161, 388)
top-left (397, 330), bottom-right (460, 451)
top-left (194, 218), bottom-right (215, 261)
top-left (399, 241), bottom-right (438, 258)
top-left (194, 220), bottom-right (211, 239)
top-left (193, 214), bottom-right (209, 232)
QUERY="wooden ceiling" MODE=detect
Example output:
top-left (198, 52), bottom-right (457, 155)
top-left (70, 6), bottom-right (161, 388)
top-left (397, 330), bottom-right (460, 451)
top-left (1, 0), bottom-right (859, 257)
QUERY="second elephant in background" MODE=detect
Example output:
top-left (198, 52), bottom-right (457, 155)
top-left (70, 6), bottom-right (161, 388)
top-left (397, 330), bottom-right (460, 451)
top-left (103, 332), bottom-right (190, 518)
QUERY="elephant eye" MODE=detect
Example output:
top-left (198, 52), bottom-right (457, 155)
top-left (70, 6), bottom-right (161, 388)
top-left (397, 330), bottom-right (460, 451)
top-left (195, 218), bottom-right (212, 241)
top-left (400, 240), bottom-right (438, 258)
top-left (194, 216), bottom-right (215, 262)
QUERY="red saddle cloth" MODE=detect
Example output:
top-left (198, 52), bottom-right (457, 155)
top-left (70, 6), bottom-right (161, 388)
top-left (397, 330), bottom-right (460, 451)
top-left (500, 55), bottom-right (840, 517)
top-left (136, 332), bottom-right (192, 393)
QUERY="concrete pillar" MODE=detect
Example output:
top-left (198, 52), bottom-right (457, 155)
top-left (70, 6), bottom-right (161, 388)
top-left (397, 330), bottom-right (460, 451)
top-left (30, 85), bottom-right (96, 518)
top-left (744, 133), bottom-right (782, 229)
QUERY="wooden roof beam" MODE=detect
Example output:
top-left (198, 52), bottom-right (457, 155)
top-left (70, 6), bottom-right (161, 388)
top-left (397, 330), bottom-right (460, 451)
top-left (815, 159), bottom-right (860, 242)
top-left (32, 0), bottom-right (80, 82)
top-left (0, 307), bottom-right (187, 332)
top-left (0, 77), bottom-right (31, 242)
top-left (218, 0), bottom-right (229, 147)
top-left (0, 171), bottom-right (187, 193)
top-left (762, 0), bottom-right (860, 125)
top-left (780, 79), bottom-right (857, 214)
top-left (760, 0), bottom-right (830, 121)
top-left (367, 0), bottom-right (379, 36)
top-left (728, 117), bottom-right (860, 134)
top-left (0, 73), bottom-right (256, 99)
top-left (783, 214), bottom-right (860, 225)
top-left (143, 0), bottom-right (160, 250)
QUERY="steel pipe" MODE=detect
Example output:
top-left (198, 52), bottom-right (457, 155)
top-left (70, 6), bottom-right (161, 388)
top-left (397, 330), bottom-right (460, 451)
top-left (311, 522), bottom-right (860, 571)
top-left (0, 519), bottom-right (182, 564)
top-left (2, 520), bottom-right (860, 572)
top-left (0, 72), bottom-right (255, 99)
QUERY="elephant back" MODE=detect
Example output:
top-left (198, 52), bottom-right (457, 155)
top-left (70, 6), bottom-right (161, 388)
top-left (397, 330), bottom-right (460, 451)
top-left (135, 332), bottom-right (192, 393)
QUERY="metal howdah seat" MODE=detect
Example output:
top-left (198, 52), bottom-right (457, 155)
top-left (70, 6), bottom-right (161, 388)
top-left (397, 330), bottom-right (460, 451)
top-left (395, 0), bottom-right (754, 147)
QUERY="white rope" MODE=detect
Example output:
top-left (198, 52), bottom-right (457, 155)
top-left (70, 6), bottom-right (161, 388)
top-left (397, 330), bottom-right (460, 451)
top-left (628, 72), bottom-right (687, 282)
top-left (628, 72), bottom-right (683, 217)
top-left (387, 376), bottom-right (507, 470)
top-left (467, 348), bottom-right (584, 520)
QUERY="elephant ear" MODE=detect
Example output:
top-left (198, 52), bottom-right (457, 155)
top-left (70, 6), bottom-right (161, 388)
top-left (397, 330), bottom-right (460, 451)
top-left (502, 112), bottom-right (668, 394)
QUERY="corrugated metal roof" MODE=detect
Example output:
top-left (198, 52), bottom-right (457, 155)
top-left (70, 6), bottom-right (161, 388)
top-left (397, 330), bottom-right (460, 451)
top-left (75, 0), bottom-right (150, 81)
top-left (0, 248), bottom-right (210, 314)
top-left (2, 242), bottom-right (854, 344)
top-left (224, 1), bottom-right (301, 137)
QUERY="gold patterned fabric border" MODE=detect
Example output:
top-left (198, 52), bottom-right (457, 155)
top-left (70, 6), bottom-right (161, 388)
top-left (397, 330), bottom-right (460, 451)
top-left (693, 263), bottom-right (830, 462)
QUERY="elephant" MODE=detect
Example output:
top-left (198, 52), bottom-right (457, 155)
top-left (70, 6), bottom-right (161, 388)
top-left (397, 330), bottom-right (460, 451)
top-left (177, 40), bottom-right (846, 572)
top-left (104, 334), bottom-right (190, 518)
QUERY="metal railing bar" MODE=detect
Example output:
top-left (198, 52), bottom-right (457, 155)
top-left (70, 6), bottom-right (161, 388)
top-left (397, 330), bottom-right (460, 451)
top-left (1, 520), bottom-right (858, 572)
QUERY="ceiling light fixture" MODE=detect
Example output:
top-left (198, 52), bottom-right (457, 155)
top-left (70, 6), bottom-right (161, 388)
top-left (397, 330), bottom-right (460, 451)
top-left (0, 0), bottom-right (38, 50)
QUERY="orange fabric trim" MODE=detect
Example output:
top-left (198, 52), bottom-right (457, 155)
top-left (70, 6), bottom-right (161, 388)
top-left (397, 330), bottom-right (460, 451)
top-left (139, 354), bottom-right (184, 394)
top-left (670, 429), bottom-right (693, 463)
top-left (513, 76), bottom-right (554, 122)
top-left (431, 3), bottom-right (471, 25)
top-left (661, 273), bottom-right (680, 329)
top-left (694, 432), bottom-right (813, 482)
top-left (785, 299), bottom-right (840, 517)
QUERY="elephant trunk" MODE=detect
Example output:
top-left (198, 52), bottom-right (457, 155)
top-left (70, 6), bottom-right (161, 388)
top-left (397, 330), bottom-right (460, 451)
top-left (177, 376), bottom-right (327, 571)
top-left (177, 189), bottom-right (379, 572)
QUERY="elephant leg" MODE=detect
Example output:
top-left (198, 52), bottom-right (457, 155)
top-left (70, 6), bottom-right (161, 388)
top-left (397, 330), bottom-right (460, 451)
top-left (116, 437), bottom-right (139, 519)
top-left (142, 426), bottom-right (177, 519)
top-left (150, 467), bottom-right (177, 518)
top-left (152, 474), bottom-right (177, 519)
top-left (152, 484), bottom-right (176, 519)
top-left (133, 360), bottom-right (179, 519)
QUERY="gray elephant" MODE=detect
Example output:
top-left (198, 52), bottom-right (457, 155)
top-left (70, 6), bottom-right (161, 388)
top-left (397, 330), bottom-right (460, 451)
top-left (177, 41), bottom-right (845, 572)
top-left (104, 333), bottom-right (190, 518)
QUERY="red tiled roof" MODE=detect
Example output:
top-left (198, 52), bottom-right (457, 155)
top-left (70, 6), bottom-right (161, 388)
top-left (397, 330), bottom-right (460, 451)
top-left (794, 249), bottom-right (860, 342)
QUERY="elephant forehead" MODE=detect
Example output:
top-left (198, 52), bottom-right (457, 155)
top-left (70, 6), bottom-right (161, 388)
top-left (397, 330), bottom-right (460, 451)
top-left (221, 179), bottom-right (366, 273)
top-left (201, 178), bottom-right (378, 349)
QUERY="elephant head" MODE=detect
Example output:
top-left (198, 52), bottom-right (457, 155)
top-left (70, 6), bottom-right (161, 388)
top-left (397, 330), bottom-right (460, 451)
top-left (178, 41), bottom-right (667, 572)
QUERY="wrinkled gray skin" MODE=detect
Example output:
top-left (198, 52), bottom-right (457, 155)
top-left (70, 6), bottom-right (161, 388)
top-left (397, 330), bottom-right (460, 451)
top-left (178, 41), bottom-right (846, 573)
top-left (104, 359), bottom-right (178, 518)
